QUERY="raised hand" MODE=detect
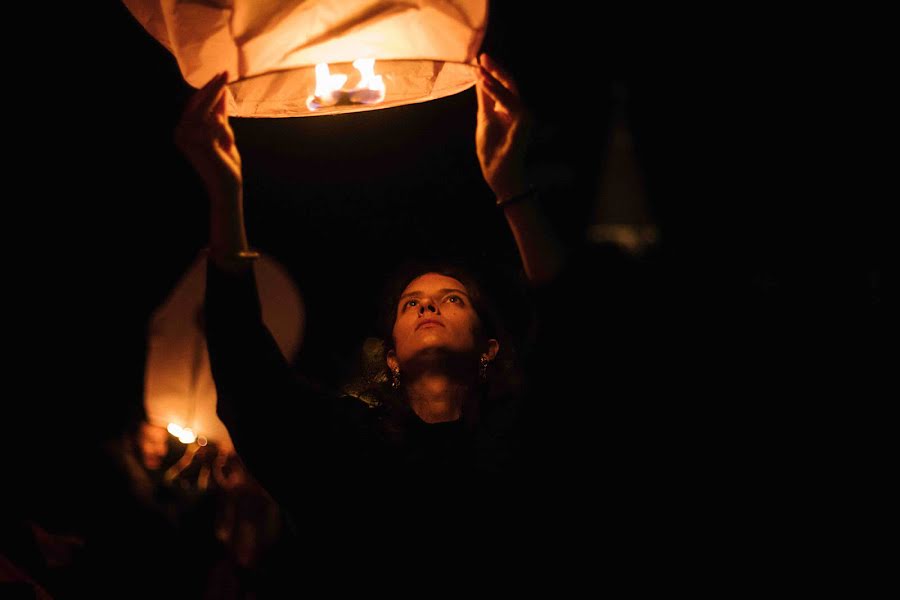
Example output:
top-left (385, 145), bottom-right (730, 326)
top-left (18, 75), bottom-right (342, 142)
top-left (475, 54), bottom-right (531, 203)
top-left (174, 72), bottom-right (242, 204)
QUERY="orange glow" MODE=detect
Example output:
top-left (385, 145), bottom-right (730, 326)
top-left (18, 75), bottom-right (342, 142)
top-left (167, 422), bottom-right (198, 444)
top-left (306, 59), bottom-right (386, 111)
top-left (125, 0), bottom-right (487, 117)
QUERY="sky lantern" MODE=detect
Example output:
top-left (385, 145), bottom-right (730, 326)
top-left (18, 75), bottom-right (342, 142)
top-left (144, 253), bottom-right (304, 451)
top-left (123, 0), bottom-right (488, 117)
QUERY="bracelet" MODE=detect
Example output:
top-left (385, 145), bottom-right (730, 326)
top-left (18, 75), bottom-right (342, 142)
top-left (204, 247), bottom-right (261, 268)
top-left (233, 250), bottom-right (261, 261)
top-left (496, 186), bottom-right (537, 209)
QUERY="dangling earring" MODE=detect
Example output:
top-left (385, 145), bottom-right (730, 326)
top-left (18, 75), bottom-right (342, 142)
top-left (391, 368), bottom-right (401, 390)
top-left (480, 356), bottom-right (490, 382)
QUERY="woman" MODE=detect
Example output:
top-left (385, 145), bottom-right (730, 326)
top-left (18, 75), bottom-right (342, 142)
top-left (177, 55), bottom-right (564, 524)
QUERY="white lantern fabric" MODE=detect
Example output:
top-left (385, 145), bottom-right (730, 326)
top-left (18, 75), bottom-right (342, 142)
top-left (144, 253), bottom-right (304, 450)
top-left (123, 0), bottom-right (488, 117)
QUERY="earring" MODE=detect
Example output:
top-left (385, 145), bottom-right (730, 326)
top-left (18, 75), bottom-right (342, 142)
top-left (391, 368), bottom-right (400, 390)
top-left (480, 356), bottom-right (490, 382)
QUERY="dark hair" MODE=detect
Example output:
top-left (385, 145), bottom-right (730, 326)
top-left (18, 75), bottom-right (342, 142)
top-left (345, 258), bottom-right (530, 431)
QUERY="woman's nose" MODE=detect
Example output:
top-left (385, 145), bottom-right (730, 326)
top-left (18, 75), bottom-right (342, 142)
top-left (418, 301), bottom-right (437, 314)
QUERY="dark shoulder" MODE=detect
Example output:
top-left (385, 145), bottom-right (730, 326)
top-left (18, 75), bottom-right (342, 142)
top-left (318, 392), bottom-right (389, 438)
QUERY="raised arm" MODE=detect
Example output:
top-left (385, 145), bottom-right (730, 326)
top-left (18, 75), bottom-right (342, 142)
top-left (174, 75), bottom-right (373, 506)
top-left (475, 54), bottom-right (565, 286)
top-left (174, 72), bottom-right (252, 270)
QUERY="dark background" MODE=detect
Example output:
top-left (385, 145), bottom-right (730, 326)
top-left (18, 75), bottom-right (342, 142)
top-left (12, 1), bottom-right (883, 541)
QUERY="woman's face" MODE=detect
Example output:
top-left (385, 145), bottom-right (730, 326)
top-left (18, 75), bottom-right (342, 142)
top-left (388, 272), bottom-right (496, 368)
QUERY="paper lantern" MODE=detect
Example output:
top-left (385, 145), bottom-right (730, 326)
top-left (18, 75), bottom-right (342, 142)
top-left (144, 253), bottom-right (304, 451)
top-left (123, 0), bottom-right (488, 117)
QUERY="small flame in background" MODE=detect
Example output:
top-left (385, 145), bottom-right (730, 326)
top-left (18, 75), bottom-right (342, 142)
top-left (167, 422), bottom-right (197, 444)
top-left (307, 58), bottom-right (386, 111)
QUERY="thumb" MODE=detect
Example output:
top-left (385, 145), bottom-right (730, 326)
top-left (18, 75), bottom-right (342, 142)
top-left (475, 74), bottom-right (495, 122)
top-left (213, 88), bottom-right (228, 119)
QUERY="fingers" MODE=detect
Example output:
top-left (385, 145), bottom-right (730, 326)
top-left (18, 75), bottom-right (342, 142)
top-left (183, 71), bottom-right (229, 122)
top-left (212, 87), bottom-right (228, 120)
top-left (477, 67), bottom-right (516, 115)
top-left (476, 55), bottom-right (522, 116)
top-left (475, 72), bottom-right (492, 117)
top-left (479, 53), bottom-right (519, 96)
top-left (211, 136), bottom-right (237, 167)
top-left (177, 74), bottom-right (233, 150)
top-left (214, 116), bottom-right (235, 152)
top-left (203, 82), bottom-right (229, 124)
top-left (185, 72), bottom-right (227, 111)
top-left (175, 74), bottom-right (242, 195)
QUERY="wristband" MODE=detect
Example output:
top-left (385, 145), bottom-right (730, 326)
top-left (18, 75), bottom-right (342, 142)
top-left (496, 186), bottom-right (537, 209)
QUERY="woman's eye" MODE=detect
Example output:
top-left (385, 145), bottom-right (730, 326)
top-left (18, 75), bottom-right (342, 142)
top-left (446, 295), bottom-right (461, 303)
top-left (405, 299), bottom-right (418, 308)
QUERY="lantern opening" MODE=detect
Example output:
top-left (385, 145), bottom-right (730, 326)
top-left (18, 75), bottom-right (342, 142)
top-left (227, 59), bottom-right (477, 118)
top-left (124, 0), bottom-right (487, 118)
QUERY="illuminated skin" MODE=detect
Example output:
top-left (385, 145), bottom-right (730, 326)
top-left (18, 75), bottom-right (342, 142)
top-left (386, 273), bottom-right (499, 423)
top-left (137, 422), bottom-right (169, 470)
top-left (390, 273), bottom-right (490, 364)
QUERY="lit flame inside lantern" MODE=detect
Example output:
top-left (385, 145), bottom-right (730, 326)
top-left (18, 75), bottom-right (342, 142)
top-left (167, 422), bottom-right (197, 445)
top-left (306, 58), bottom-right (386, 111)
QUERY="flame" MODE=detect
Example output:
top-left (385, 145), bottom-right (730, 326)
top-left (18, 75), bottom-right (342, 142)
top-left (167, 422), bottom-right (197, 444)
top-left (307, 59), bottom-right (386, 111)
top-left (178, 428), bottom-right (197, 444)
top-left (351, 58), bottom-right (385, 99)
top-left (312, 63), bottom-right (347, 100)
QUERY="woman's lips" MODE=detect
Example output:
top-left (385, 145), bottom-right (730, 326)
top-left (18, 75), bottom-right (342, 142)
top-left (416, 319), bottom-right (444, 330)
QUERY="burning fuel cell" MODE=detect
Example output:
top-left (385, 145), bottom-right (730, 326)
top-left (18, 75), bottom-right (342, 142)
top-left (307, 59), bottom-right (386, 111)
